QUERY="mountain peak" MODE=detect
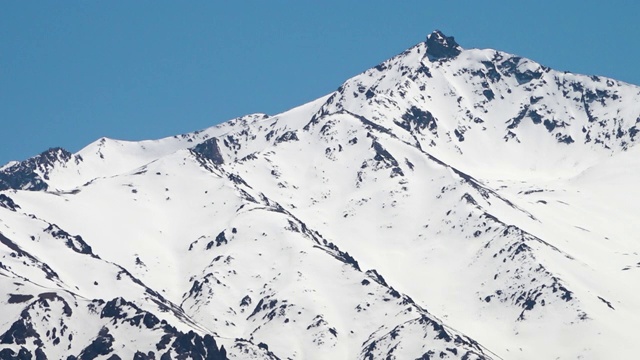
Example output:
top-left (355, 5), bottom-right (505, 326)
top-left (4, 30), bottom-right (640, 360)
top-left (425, 29), bottom-right (461, 59)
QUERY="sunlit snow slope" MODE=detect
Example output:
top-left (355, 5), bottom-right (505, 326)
top-left (2, 30), bottom-right (640, 359)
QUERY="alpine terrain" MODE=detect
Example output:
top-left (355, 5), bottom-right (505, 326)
top-left (2, 30), bottom-right (640, 359)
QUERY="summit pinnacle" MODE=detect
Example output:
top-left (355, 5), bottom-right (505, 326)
top-left (425, 29), bottom-right (462, 59)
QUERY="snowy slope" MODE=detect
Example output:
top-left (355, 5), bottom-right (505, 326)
top-left (2, 30), bottom-right (640, 359)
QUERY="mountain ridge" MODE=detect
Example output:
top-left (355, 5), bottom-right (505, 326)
top-left (2, 30), bottom-right (640, 359)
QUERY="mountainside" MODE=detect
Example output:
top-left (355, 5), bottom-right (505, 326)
top-left (2, 30), bottom-right (640, 359)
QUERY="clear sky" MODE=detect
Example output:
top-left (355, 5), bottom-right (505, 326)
top-left (1, 1), bottom-right (639, 165)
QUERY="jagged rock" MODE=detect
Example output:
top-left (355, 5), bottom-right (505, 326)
top-left (192, 138), bottom-right (224, 165)
top-left (425, 30), bottom-right (462, 59)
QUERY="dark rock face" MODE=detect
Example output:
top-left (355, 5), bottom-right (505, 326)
top-left (0, 347), bottom-right (37, 360)
top-left (44, 224), bottom-right (96, 257)
top-left (170, 331), bottom-right (227, 360)
top-left (0, 317), bottom-right (40, 346)
top-left (77, 327), bottom-right (115, 360)
top-left (192, 138), bottom-right (224, 165)
top-left (0, 194), bottom-right (20, 211)
top-left (425, 30), bottom-right (462, 60)
top-left (93, 297), bottom-right (228, 359)
top-left (396, 106), bottom-right (438, 134)
top-left (371, 141), bottom-right (399, 168)
top-left (275, 131), bottom-right (299, 143)
top-left (133, 351), bottom-right (154, 360)
top-left (206, 231), bottom-right (228, 250)
top-left (0, 147), bottom-right (76, 191)
top-left (7, 294), bottom-right (34, 304)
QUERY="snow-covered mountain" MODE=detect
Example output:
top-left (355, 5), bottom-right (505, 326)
top-left (2, 30), bottom-right (640, 359)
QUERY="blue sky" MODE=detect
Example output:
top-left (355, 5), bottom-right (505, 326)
top-left (1, 1), bottom-right (639, 165)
